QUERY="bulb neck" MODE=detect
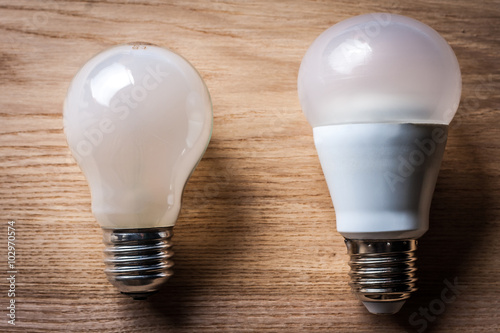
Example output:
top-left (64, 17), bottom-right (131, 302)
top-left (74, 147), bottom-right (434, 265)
top-left (102, 227), bottom-right (174, 300)
top-left (314, 123), bottom-right (448, 239)
top-left (344, 238), bottom-right (418, 314)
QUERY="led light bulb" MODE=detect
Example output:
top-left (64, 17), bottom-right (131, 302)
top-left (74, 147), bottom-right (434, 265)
top-left (298, 14), bottom-right (461, 314)
top-left (64, 43), bottom-right (212, 299)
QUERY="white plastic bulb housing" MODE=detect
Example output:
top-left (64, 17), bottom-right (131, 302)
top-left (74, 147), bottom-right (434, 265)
top-left (64, 43), bottom-right (212, 299)
top-left (298, 13), bottom-right (461, 314)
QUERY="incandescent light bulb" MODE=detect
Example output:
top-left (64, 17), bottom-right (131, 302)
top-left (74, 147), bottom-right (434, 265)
top-left (298, 14), bottom-right (461, 314)
top-left (64, 43), bottom-right (212, 299)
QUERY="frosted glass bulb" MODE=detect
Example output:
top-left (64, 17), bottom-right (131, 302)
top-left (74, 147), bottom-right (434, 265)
top-left (64, 43), bottom-right (212, 299)
top-left (298, 14), bottom-right (461, 314)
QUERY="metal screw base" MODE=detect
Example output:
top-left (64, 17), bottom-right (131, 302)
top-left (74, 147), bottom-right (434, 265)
top-left (345, 239), bottom-right (418, 313)
top-left (102, 227), bottom-right (174, 300)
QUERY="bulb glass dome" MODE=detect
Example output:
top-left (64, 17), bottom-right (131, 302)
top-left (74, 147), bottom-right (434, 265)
top-left (298, 13), bottom-right (461, 126)
top-left (64, 43), bottom-right (212, 229)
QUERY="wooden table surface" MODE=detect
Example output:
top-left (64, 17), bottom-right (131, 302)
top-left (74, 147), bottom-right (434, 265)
top-left (1, 1), bottom-right (499, 332)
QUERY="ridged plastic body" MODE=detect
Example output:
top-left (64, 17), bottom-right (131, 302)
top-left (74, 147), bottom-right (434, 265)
top-left (314, 123), bottom-right (448, 240)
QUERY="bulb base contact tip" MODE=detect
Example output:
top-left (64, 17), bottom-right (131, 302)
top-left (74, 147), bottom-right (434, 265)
top-left (344, 238), bottom-right (418, 314)
top-left (102, 227), bottom-right (174, 300)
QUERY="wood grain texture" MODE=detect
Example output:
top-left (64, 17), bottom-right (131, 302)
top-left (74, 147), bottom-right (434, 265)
top-left (0, 1), bottom-right (499, 332)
